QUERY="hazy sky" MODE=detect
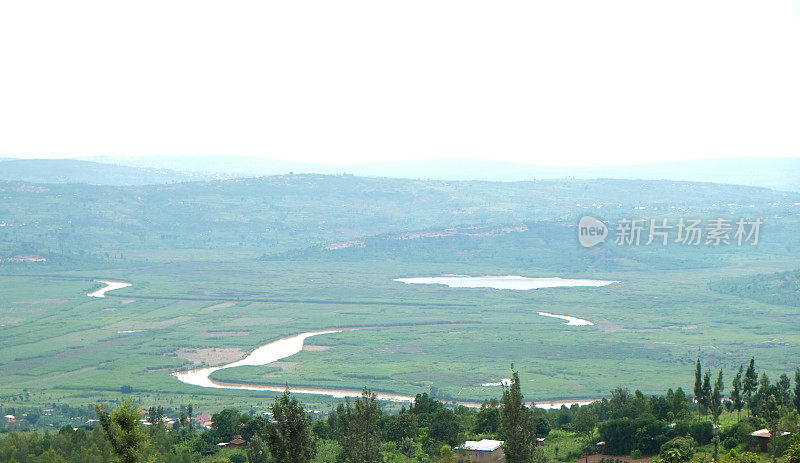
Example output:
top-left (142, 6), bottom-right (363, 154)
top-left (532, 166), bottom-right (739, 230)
top-left (1, 1), bottom-right (799, 166)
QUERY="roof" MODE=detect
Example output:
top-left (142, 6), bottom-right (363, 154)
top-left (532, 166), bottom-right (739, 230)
top-left (229, 438), bottom-right (246, 445)
top-left (459, 439), bottom-right (504, 451)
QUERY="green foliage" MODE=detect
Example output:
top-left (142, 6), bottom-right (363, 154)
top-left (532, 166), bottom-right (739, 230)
top-left (94, 399), bottom-right (149, 463)
top-left (785, 434), bottom-right (800, 463)
top-left (660, 436), bottom-right (697, 462)
top-left (501, 367), bottom-right (534, 462)
top-left (265, 389), bottom-right (315, 463)
top-left (341, 389), bottom-right (383, 463)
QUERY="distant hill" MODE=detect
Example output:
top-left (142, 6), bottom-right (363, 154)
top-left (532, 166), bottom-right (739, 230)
top-left (1, 174), bottom-right (798, 260)
top-left (710, 268), bottom-right (800, 306)
top-left (88, 156), bottom-right (800, 191)
top-left (0, 159), bottom-right (223, 185)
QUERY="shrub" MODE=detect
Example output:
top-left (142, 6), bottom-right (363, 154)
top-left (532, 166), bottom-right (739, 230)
top-left (630, 449), bottom-right (642, 459)
top-left (659, 436), bottom-right (697, 463)
top-left (723, 437), bottom-right (738, 450)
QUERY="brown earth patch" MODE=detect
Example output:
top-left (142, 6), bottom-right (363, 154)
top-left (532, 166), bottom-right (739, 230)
top-left (595, 319), bottom-right (626, 332)
top-left (267, 361), bottom-right (302, 371)
top-left (197, 330), bottom-right (251, 337)
top-left (302, 345), bottom-right (331, 351)
top-left (175, 347), bottom-right (246, 365)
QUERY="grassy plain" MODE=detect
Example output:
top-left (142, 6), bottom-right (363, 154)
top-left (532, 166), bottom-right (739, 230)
top-left (1, 253), bottom-right (798, 413)
top-left (1, 175), bottom-right (799, 414)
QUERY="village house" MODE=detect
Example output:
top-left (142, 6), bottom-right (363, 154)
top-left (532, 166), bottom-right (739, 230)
top-left (217, 435), bottom-right (246, 449)
top-left (456, 439), bottom-right (505, 462)
top-left (750, 429), bottom-right (791, 452)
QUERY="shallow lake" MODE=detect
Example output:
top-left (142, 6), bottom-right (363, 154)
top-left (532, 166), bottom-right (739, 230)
top-left (393, 275), bottom-right (618, 290)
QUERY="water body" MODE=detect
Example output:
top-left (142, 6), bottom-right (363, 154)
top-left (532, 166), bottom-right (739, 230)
top-left (394, 275), bottom-right (618, 291)
top-left (87, 280), bottom-right (132, 298)
top-left (537, 312), bottom-right (595, 326)
top-left (173, 328), bottom-right (597, 409)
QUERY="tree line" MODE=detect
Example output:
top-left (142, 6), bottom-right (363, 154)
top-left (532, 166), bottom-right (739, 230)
top-left (1, 362), bottom-right (799, 462)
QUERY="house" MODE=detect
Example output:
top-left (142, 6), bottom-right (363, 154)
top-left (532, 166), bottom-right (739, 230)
top-left (456, 439), bottom-right (505, 462)
top-left (217, 435), bottom-right (246, 449)
top-left (750, 429), bottom-right (791, 452)
top-left (194, 412), bottom-right (212, 423)
top-left (228, 436), bottom-right (246, 448)
top-left (4, 414), bottom-right (16, 424)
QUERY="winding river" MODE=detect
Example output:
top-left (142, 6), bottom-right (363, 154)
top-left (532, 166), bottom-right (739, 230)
top-left (87, 280), bottom-right (132, 297)
top-left (172, 328), bottom-right (596, 409)
top-left (537, 312), bottom-right (595, 326)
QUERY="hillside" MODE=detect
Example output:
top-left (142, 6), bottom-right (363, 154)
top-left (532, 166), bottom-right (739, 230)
top-left (1, 175), bottom-right (797, 260)
top-left (89, 155), bottom-right (800, 192)
top-left (0, 159), bottom-right (222, 185)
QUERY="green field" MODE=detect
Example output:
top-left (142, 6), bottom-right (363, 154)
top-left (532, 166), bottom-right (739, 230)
top-left (1, 175), bottom-right (799, 414)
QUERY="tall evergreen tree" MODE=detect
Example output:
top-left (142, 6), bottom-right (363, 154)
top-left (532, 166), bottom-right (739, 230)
top-left (265, 389), bottom-right (315, 463)
top-left (731, 365), bottom-right (744, 421)
top-left (743, 357), bottom-right (757, 416)
top-left (501, 365), bottom-right (534, 463)
top-left (794, 368), bottom-right (800, 416)
top-left (777, 374), bottom-right (791, 407)
top-left (701, 369), bottom-right (712, 416)
top-left (710, 370), bottom-right (724, 423)
top-left (342, 388), bottom-right (382, 463)
top-left (694, 359), bottom-right (703, 419)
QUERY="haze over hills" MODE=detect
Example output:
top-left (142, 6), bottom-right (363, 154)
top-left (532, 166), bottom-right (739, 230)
top-left (85, 155), bottom-right (800, 192)
top-left (0, 159), bottom-right (224, 185)
top-left (1, 156), bottom-right (798, 191)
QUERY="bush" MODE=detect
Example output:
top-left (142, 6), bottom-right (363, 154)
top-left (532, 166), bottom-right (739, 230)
top-left (688, 421), bottom-right (714, 446)
top-left (630, 449), bottom-right (643, 459)
top-left (659, 436), bottom-right (697, 462)
top-left (723, 437), bottom-right (738, 450)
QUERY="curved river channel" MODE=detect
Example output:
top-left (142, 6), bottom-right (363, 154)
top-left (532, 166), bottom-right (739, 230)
top-left (172, 328), bottom-right (596, 409)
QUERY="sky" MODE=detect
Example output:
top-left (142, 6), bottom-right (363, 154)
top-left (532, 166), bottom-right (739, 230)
top-left (1, 1), bottom-right (799, 167)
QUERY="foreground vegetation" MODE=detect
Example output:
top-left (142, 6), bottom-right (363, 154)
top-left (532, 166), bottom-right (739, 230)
top-left (2, 361), bottom-right (800, 462)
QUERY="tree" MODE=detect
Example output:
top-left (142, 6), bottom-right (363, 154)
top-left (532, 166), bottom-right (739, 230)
top-left (430, 408), bottom-right (461, 447)
top-left (341, 388), bottom-right (382, 463)
top-left (670, 387), bottom-right (690, 419)
top-left (701, 369), bottom-right (712, 417)
top-left (382, 411), bottom-right (419, 442)
top-left (709, 370), bottom-right (724, 424)
top-left (694, 359), bottom-right (703, 419)
top-left (777, 374), bottom-right (791, 407)
top-left (731, 365), bottom-right (744, 421)
top-left (785, 434), bottom-right (800, 463)
top-left (94, 399), bottom-right (149, 463)
top-left (265, 389), bottom-right (315, 463)
top-left (501, 366), bottom-right (533, 463)
top-left (569, 407), bottom-right (598, 436)
top-left (246, 435), bottom-right (270, 463)
top-left (743, 358), bottom-right (757, 416)
top-left (474, 399), bottom-right (501, 434)
top-left (211, 409), bottom-right (246, 442)
top-left (794, 368), bottom-right (800, 416)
